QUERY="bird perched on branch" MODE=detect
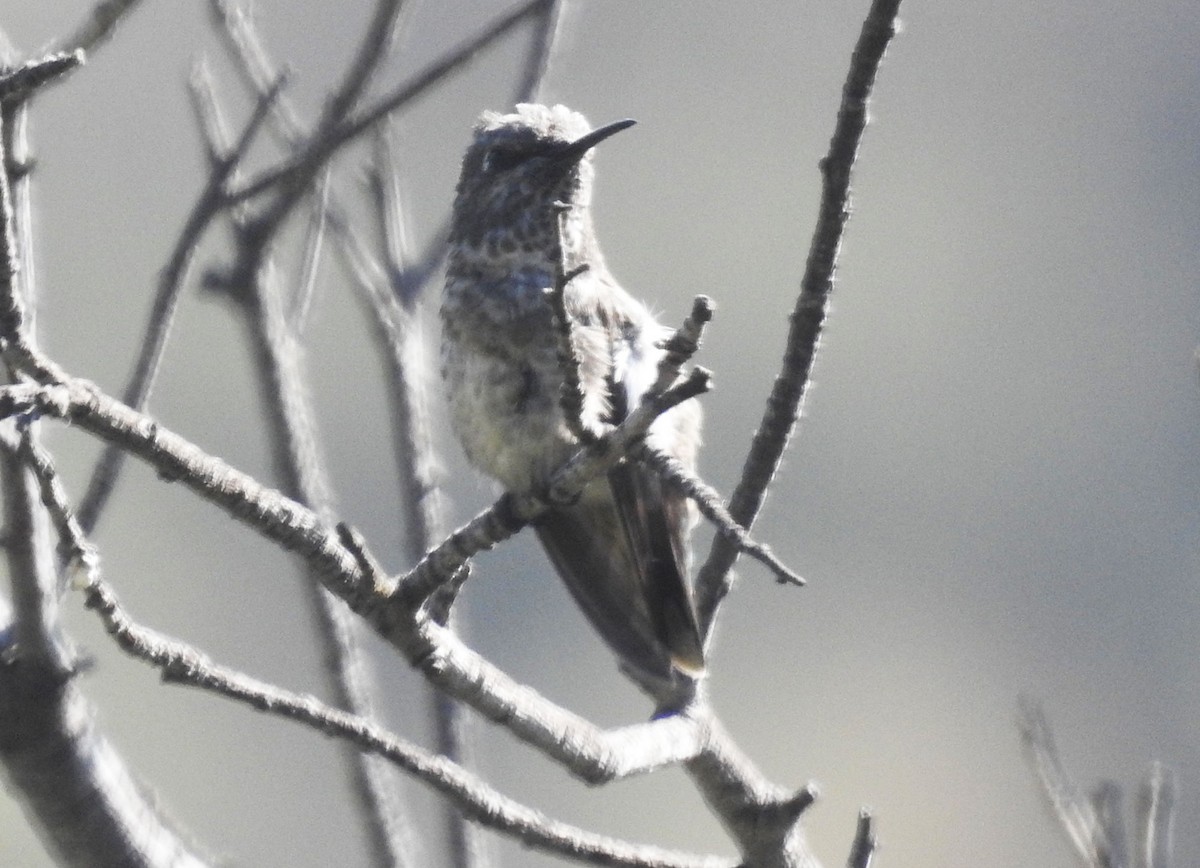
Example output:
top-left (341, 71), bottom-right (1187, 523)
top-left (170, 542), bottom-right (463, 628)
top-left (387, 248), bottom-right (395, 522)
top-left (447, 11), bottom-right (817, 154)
top-left (441, 104), bottom-right (704, 690)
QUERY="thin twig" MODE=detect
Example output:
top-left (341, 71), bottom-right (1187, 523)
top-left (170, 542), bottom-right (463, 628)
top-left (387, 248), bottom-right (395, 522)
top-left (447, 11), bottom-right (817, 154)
top-left (1018, 698), bottom-right (1111, 866)
top-left (516, 0), bottom-right (567, 103)
top-left (397, 369), bottom-right (711, 606)
top-left (52, 0), bottom-right (146, 56)
top-left (635, 444), bottom-right (803, 587)
top-left (651, 295), bottom-right (714, 397)
top-left (0, 52), bottom-right (85, 107)
top-left (187, 50), bottom-right (414, 866)
top-left (229, 0), bottom-right (554, 204)
top-left (1134, 763), bottom-right (1175, 868)
top-left (16, 430), bottom-right (99, 593)
top-left (316, 0), bottom-right (407, 132)
top-left (291, 166), bottom-right (331, 333)
top-left (846, 811), bottom-right (877, 868)
top-left (550, 210), bottom-right (594, 442)
top-left (695, 0), bottom-right (903, 637)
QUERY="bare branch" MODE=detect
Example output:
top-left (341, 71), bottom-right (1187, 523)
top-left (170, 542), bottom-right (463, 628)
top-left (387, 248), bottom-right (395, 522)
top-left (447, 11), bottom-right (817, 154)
top-left (0, 101), bottom-right (27, 343)
top-left (361, 128), bottom-right (485, 867)
top-left (1018, 698), bottom-right (1113, 866)
top-left (1091, 782), bottom-right (1129, 868)
top-left (695, 0), bottom-right (903, 635)
top-left (52, 0), bottom-right (146, 56)
top-left (0, 51), bottom-right (85, 106)
top-left (845, 811), bottom-right (877, 868)
top-left (3, 401), bottom-right (207, 868)
top-left (25, 427), bottom-right (721, 868)
top-left (516, 0), bottom-right (567, 103)
top-left (1134, 763), bottom-right (1175, 868)
top-left (397, 370), bottom-right (712, 605)
top-left (197, 47), bottom-right (416, 861)
top-left (16, 430), bottom-right (99, 591)
top-left (0, 94), bottom-right (68, 664)
top-left (0, 376), bottom-right (719, 782)
top-left (550, 210), bottom-right (595, 443)
top-left (317, 0), bottom-right (407, 130)
top-left (230, 0), bottom-right (554, 204)
top-left (635, 444), bottom-right (804, 587)
top-left (0, 638), bottom-right (210, 868)
top-left (0, 427), bottom-right (64, 664)
top-left (82, 572), bottom-right (733, 868)
top-left (652, 295), bottom-right (713, 396)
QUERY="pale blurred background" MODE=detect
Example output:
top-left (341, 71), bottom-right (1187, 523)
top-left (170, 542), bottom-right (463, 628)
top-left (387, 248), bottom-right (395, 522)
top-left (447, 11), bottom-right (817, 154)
top-left (2, 2), bottom-right (1198, 866)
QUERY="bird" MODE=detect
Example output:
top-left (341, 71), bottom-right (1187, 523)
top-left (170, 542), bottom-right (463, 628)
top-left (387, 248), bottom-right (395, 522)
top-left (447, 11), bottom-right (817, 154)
top-left (440, 104), bottom-right (705, 690)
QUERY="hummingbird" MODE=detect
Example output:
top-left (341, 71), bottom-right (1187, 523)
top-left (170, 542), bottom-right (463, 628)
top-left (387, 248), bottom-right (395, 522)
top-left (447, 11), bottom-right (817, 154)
top-left (440, 104), bottom-right (705, 689)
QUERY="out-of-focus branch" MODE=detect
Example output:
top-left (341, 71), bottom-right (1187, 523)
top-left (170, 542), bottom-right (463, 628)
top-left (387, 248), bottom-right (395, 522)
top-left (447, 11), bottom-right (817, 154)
top-left (361, 126), bottom-right (483, 867)
top-left (75, 64), bottom-right (285, 535)
top-left (516, 0), bottom-right (567, 104)
top-left (845, 812), bottom-right (877, 868)
top-left (320, 0), bottom-right (406, 130)
top-left (246, 263), bottom-right (419, 868)
top-left (1020, 700), bottom-right (1179, 868)
top-left (229, 0), bottom-right (553, 205)
top-left (1019, 699), bottom-right (1123, 867)
top-left (192, 58), bottom-right (415, 864)
top-left (51, 0), bottom-right (146, 56)
top-left (0, 626), bottom-right (210, 868)
top-left (1092, 782), bottom-right (1129, 868)
top-left (0, 54), bottom-right (208, 868)
top-left (0, 51), bottom-right (84, 108)
top-left (1135, 764), bottom-right (1175, 868)
top-left (694, 0), bottom-right (903, 636)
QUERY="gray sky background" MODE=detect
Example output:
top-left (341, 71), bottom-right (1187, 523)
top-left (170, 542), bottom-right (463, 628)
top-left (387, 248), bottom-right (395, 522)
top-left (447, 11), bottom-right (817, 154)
top-left (2, 2), bottom-right (1198, 866)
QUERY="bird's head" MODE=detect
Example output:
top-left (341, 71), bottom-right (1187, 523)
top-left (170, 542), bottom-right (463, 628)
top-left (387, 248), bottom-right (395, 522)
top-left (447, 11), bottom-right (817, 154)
top-left (449, 103), bottom-right (635, 268)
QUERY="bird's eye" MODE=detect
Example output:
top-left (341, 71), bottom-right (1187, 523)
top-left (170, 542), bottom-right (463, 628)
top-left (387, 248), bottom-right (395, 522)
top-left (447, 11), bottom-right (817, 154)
top-left (482, 146), bottom-right (524, 174)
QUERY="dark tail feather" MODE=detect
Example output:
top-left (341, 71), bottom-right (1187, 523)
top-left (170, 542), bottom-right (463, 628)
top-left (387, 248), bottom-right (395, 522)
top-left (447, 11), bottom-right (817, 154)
top-left (608, 460), bottom-right (705, 675)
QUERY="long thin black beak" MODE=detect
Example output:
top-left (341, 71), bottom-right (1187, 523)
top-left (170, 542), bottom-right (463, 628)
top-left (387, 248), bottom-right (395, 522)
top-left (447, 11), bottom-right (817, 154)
top-left (553, 118), bottom-right (637, 164)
